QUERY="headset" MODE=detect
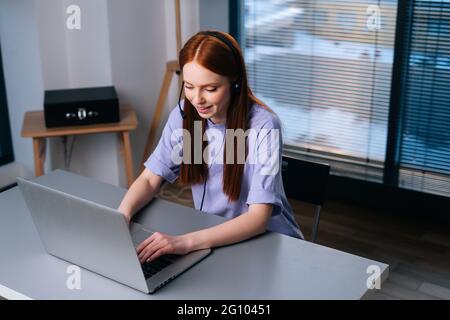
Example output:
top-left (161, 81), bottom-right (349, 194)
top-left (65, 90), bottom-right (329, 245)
top-left (177, 31), bottom-right (242, 120)
top-left (177, 31), bottom-right (242, 211)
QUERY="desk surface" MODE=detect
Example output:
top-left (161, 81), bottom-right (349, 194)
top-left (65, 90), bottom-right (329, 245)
top-left (0, 170), bottom-right (388, 299)
top-left (21, 105), bottom-right (137, 138)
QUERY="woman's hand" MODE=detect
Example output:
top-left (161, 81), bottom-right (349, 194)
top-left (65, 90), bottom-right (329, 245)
top-left (136, 232), bottom-right (192, 263)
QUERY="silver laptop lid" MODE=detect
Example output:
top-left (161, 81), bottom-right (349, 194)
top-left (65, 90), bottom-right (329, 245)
top-left (17, 177), bottom-right (149, 293)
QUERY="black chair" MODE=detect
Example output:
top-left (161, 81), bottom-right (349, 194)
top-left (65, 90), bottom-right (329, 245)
top-left (281, 155), bottom-right (330, 243)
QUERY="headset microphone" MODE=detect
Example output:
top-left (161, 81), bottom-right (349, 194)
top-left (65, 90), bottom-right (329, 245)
top-left (177, 82), bottom-right (186, 119)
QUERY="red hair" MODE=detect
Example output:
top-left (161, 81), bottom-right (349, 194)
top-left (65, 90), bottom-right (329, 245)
top-left (178, 31), bottom-right (269, 202)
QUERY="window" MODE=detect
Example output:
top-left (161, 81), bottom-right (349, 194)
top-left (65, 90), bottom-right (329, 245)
top-left (240, 0), bottom-right (397, 183)
top-left (396, 0), bottom-right (450, 197)
top-left (0, 43), bottom-right (14, 166)
top-left (237, 0), bottom-right (449, 197)
top-left (427, 18), bottom-right (449, 37)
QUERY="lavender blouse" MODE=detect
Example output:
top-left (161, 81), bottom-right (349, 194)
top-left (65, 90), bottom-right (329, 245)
top-left (144, 102), bottom-right (303, 239)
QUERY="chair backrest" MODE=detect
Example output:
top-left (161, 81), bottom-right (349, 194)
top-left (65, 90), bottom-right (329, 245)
top-left (281, 156), bottom-right (330, 206)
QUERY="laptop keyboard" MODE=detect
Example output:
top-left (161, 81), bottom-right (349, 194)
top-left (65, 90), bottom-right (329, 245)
top-left (141, 254), bottom-right (179, 279)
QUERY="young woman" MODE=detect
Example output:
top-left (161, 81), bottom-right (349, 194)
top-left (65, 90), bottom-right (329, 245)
top-left (118, 31), bottom-right (303, 264)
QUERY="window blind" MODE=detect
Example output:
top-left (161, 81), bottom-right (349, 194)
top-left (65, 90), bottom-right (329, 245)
top-left (398, 0), bottom-right (450, 197)
top-left (242, 0), bottom-right (398, 182)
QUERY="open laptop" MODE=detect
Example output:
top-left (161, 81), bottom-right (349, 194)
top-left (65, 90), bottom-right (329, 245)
top-left (16, 177), bottom-right (211, 294)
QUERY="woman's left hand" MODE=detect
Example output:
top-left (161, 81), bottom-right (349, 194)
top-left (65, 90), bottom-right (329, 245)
top-left (136, 232), bottom-right (191, 263)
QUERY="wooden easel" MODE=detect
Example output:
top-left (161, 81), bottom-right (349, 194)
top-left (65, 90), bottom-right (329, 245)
top-left (141, 0), bottom-right (183, 168)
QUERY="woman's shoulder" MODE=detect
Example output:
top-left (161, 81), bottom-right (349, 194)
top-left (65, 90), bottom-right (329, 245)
top-left (248, 103), bottom-right (281, 130)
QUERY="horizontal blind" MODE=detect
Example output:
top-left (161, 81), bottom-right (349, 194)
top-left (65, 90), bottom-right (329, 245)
top-left (398, 0), bottom-right (450, 197)
top-left (242, 0), bottom-right (397, 182)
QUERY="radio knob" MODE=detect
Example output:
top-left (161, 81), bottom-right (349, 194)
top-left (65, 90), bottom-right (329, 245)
top-left (77, 108), bottom-right (87, 120)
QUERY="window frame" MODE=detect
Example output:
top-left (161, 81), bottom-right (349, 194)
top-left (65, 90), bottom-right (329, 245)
top-left (0, 42), bottom-right (14, 166)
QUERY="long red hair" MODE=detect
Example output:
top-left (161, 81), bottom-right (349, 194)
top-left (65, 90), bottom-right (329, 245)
top-left (178, 31), bottom-right (269, 202)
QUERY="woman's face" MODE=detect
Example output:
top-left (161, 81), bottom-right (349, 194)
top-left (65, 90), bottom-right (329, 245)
top-left (183, 61), bottom-right (231, 124)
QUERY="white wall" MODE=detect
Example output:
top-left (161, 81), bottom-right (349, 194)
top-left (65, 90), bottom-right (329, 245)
top-left (64, 0), bottom-right (113, 88)
top-left (33, 0), bottom-right (70, 184)
top-left (0, 0), bottom-right (45, 183)
top-left (107, 0), bottom-right (167, 184)
top-left (200, 0), bottom-right (229, 32)
top-left (35, 0), bottom-right (70, 90)
top-left (0, 0), bottom-right (228, 188)
top-left (35, 0), bottom-right (120, 186)
top-left (165, 0), bottom-right (200, 115)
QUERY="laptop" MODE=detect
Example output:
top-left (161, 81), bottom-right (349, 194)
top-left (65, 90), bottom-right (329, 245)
top-left (16, 177), bottom-right (211, 294)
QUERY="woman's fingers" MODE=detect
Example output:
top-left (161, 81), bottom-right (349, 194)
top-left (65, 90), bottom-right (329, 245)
top-left (147, 248), bottom-right (169, 262)
top-left (139, 239), bottom-right (168, 263)
top-left (136, 233), bottom-right (156, 254)
top-left (136, 232), bottom-right (187, 264)
top-left (137, 233), bottom-right (168, 263)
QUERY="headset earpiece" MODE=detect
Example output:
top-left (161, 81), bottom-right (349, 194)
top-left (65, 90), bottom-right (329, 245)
top-left (200, 31), bottom-right (242, 96)
top-left (232, 81), bottom-right (241, 95)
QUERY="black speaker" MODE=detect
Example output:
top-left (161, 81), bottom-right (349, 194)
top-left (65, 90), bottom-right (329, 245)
top-left (44, 86), bottom-right (119, 128)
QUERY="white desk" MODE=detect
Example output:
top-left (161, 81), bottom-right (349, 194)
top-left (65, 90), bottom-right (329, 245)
top-left (0, 170), bottom-right (388, 299)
